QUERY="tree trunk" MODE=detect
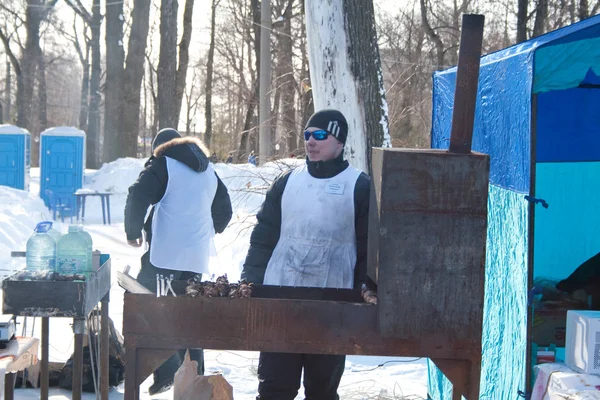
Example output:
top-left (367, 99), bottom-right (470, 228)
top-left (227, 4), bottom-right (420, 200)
top-left (37, 50), bottom-right (48, 133)
top-left (579, 0), bottom-right (589, 19)
top-left (237, 86), bottom-right (258, 161)
top-left (5, 61), bottom-right (11, 122)
top-left (516, 0), bottom-right (528, 42)
top-left (158, 0), bottom-right (179, 129)
top-left (533, 0), bottom-right (548, 37)
top-left (279, 1), bottom-right (297, 156)
top-left (122, 0), bottom-right (151, 159)
top-left (147, 61), bottom-right (160, 143)
top-left (79, 56), bottom-right (90, 132)
top-left (298, 1), bottom-right (313, 152)
top-left (22, 0), bottom-right (44, 165)
top-left (103, 0), bottom-right (125, 162)
top-left (237, 0), bottom-right (261, 161)
top-left (420, 0), bottom-right (445, 69)
top-left (204, 0), bottom-right (218, 147)
top-left (305, 0), bottom-right (390, 174)
top-left (87, 0), bottom-right (102, 168)
top-left (0, 29), bottom-right (22, 127)
top-left (175, 0), bottom-right (195, 126)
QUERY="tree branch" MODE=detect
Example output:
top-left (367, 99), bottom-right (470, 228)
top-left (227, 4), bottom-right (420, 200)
top-left (64, 0), bottom-right (92, 23)
top-left (0, 27), bottom-right (21, 75)
top-left (0, 3), bottom-right (26, 25)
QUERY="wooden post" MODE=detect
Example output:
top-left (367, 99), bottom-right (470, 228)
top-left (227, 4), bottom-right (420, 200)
top-left (124, 341), bottom-right (139, 400)
top-left (40, 317), bottom-right (49, 400)
top-left (101, 297), bottom-right (110, 400)
top-left (72, 318), bottom-right (85, 400)
top-left (4, 373), bottom-right (15, 400)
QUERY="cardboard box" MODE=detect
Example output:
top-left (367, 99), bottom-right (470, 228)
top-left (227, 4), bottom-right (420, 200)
top-left (532, 309), bottom-right (567, 347)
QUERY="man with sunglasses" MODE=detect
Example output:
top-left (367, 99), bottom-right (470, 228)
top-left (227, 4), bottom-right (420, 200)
top-left (242, 109), bottom-right (371, 399)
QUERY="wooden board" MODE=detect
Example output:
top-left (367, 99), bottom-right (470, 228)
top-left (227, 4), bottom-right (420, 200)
top-left (368, 148), bottom-right (489, 341)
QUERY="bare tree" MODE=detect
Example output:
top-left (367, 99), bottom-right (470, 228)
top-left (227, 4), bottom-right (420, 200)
top-left (204, 0), bottom-right (220, 147)
top-left (517, 0), bottom-right (528, 42)
top-left (122, 0), bottom-right (152, 158)
top-left (5, 60), bottom-right (12, 122)
top-left (184, 64), bottom-right (204, 136)
top-left (533, 0), bottom-right (549, 37)
top-left (0, 0), bottom-right (57, 164)
top-left (175, 0), bottom-right (195, 126)
top-left (88, 0), bottom-right (101, 167)
top-left (103, 0), bottom-right (125, 162)
top-left (157, 0), bottom-right (178, 129)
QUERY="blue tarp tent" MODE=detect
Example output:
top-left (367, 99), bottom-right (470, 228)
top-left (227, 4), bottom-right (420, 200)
top-left (428, 15), bottom-right (600, 399)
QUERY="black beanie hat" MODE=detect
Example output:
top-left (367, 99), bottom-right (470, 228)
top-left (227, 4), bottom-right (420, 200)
top-left (152, 128), bottom-right (181, 152)
top-left (305, 109), bottom-right (348, 144)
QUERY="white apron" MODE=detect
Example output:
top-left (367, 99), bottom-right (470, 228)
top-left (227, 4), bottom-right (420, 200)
top-left (150, 158), bottom-right (218, 274)
top-left (263, 164), bottom-right (362, 289)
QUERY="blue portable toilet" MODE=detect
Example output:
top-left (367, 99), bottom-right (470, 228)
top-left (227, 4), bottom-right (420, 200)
top-left (40, 126), bottom-right (86, 217)
top-left (0, 124), bottom-right (31, 191)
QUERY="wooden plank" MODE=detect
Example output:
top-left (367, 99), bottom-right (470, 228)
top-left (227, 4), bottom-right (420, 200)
top-left (370, 148), bottom-right (489, 340)
top-left (123, 294), bottom-right (479, 359)
top-left (117, 269), bottom-right (152, 294)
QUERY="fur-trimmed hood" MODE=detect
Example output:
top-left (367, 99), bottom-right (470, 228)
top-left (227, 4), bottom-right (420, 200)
top-left (152, 136), bottom-right (210, 172)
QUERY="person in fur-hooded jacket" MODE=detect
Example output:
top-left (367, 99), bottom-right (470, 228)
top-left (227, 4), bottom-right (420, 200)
top-left (124, 128), bottom-right (232, 395)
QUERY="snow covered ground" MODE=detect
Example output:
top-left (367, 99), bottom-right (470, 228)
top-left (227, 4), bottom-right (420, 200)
top-left (0, 159), bottom-right (428, 399)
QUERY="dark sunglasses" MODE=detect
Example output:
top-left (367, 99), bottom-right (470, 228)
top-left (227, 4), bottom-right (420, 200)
top-left (304, 130), bottom-right (329, 141)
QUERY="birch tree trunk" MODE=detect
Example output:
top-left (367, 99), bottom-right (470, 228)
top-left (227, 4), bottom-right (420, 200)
top-left (305, 0), bottom-right (390, 174)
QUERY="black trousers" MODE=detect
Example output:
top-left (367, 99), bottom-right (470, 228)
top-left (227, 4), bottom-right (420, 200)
top-left (136, 251), bottom-right (205, 379)
top-left (257, 352), bottom-right (345, 400)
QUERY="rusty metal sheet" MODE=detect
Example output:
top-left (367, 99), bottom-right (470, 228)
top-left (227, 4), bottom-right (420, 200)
top-left (123, 293), bottom-right (480, 359)
top-left (369, 148), bottom-right (489, 341)
top-left (2, 258), bottom-right (111, 318)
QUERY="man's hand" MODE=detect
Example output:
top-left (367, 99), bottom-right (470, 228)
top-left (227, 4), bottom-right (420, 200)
top-left (127, 237), bottom-right (143, 247)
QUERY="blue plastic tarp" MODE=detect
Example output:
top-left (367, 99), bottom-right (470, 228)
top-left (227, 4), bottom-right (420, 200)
top-left (431, 51), bottom-right (532, 193)
top-left (536, 86), bottom-right (600, 162)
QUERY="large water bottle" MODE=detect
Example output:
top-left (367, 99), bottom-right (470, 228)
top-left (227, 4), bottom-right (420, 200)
top-left (73, 226), bottom-right (93, 272)
top-left (48, 226), bottom-right (62, 245)
top-left (56, 226), bottom-right (89, 277)
top-left (26, 221), bottom-right (58, 272)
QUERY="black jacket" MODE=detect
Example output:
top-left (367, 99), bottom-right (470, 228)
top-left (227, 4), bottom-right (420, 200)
top-left (241, 154), bottom-right (370, 289)
top-left (124, 137), bottom-right (233, 244)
